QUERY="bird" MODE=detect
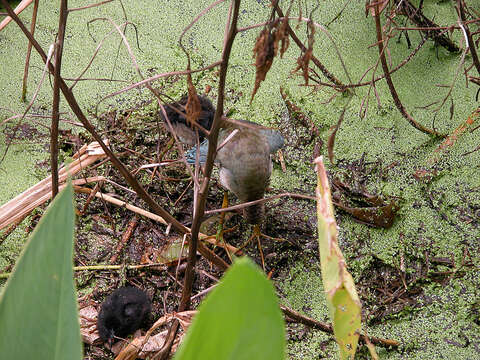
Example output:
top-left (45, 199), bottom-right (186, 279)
top-left (97, 286), bottom-right (151, 345)
top-left (161, 94), bottom-right (284, 267)
top-left (159, 94), bottom-right (215, 146)
top-left (186, 119), bottom-right (284, 224)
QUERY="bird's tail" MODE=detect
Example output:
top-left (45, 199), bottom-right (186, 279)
top-left (244, 203), bottom-right (264, 225)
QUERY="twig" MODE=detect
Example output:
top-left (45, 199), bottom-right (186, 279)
top-left (96, 61), bottom-right (221, 103)
top-left (190, 283), bottom-right (217, 301)
top-left (80, 181), bottom-right (102, 214)
top-left (69, 26), bottom-right (120, 90)
top-left (1, 43), bottom-right (55, 164)
top-left (0, 0), bottom-right (33, 31)
top-left (109, 216), bottom-right (138, 264)
top-left (204, 192), bottom-right (316, 215)
top-left (414, 107), bottom-right (480, 179)
top-left (74, 186), bottom-right (168, 225)
top-left (68, 0), bottom-right (114, 12)
top-left (281, 305), bottom-right (400, 348)
top-left (396, 0), bottom-right (460, 53)
top-left (21, 0), bottom-right (39, 101)
top-left (0, 262), bottom-right (170, 279)
top-left (155, 4), bottom-right (241, 360)
top-left (179, 0), bottom-right (241, 313)
top-left (325, 0), bottom-right (351, 27)
top-left (50, 0), bottom-right (68, 198)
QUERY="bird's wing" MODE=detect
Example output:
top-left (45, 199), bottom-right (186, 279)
top-left (224, 118), bottom-right (285, 154)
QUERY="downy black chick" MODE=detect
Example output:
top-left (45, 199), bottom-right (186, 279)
top-left (97, 286), bottom-right (151, 344)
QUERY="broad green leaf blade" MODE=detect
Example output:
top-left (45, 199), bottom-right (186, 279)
top-left (174, 257), bottom-right (285, 360)
top-left (0, 183), bottom-right (82, 360)
top-left (314, 157), bottom-right (363, 360)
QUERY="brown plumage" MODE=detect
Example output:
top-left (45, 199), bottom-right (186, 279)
top-left (163, 95), bottom-right (284, 225)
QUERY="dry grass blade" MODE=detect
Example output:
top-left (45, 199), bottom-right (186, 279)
top-left (414, 107), bottom-right (480, 180)
top-left (74, 187), bottom-right (168, 225)
top-left (113, 311), bottom-right (197, 360)
top-left (0, 0), bottom-right (33, 31)
top-left (0, 141), bottom-right (108, 230)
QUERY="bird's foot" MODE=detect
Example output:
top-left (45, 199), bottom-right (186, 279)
top-left (214, 223), bottom-right (238, 262)
top-left (235, 224), bottom-right (285, 271)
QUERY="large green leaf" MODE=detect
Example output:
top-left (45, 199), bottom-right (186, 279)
top-left (0, 183), bottom-right (82, 360)
top-left (174, 257), bottom-right (285, 360)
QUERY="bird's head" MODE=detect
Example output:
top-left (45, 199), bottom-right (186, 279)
top-left (160, 95), bottom-right (215, 145)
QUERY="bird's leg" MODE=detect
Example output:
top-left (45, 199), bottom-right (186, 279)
top-left (215, 191), bottom-right (237, 262)
top-left (215, 191), bottom-right (228, 243)
top-left (253, 224), bottom-right (266, 271)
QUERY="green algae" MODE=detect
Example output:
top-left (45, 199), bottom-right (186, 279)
top-left (1, 0), bottom-right (479, 359)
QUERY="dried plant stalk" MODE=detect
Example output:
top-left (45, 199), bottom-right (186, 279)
top-left (0, 141), bottom-right (107, 230)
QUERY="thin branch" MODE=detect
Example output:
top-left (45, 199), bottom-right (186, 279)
top-left (373, 2), bottom-right (444, 137)
top-left (204, 192), bottom-right (316, 215)
top-left (395, 0), bottom-right (459, 53)
top-left (0, 262), bottom-right (175, 279)
top-left (21, 0), bottom-right (39, 101)
top-left (179, 0), bottom-right (225, 49)
top-left (51, 0), bottom-right (68, 198)
top-left (179, 0), bottom-right (241, 313)
top-left (95, 61), bottom-right (221, 106)
top-left (69, 26), bottom-right (120, 90)
top-left (0, 0), bottom-right (33, 31)
top-left (68, 0), bottom-right (114, 12)
top-left (1, 44), bottom-right (55, 164)
top-left (281, 305), bottom-right (400, 348)
top-left (456, 0), bottom-right (480, 75)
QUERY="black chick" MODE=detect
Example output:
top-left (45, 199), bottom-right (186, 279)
top-left (97, 286), bottom-right (151, 344)
top-left (159, 94), bottom-right (215, 145)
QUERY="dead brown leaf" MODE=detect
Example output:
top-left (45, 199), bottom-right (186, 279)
top-left (332, 179), bottom-right (399, 228)
top-left (140, 236), bottom-right (188, 266)
top-left (251, 28), bottom-right (275, 103)
top-left (113, 311), bottom-right (196, 360)
top-left (274, 17), bottom-right (290, 58)
top-left (293, 21), bottom-right (315, 86)
top-left (185, 87), bottom-right (202, 129)
top-left (79, 305), bottom-right (101, 345)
